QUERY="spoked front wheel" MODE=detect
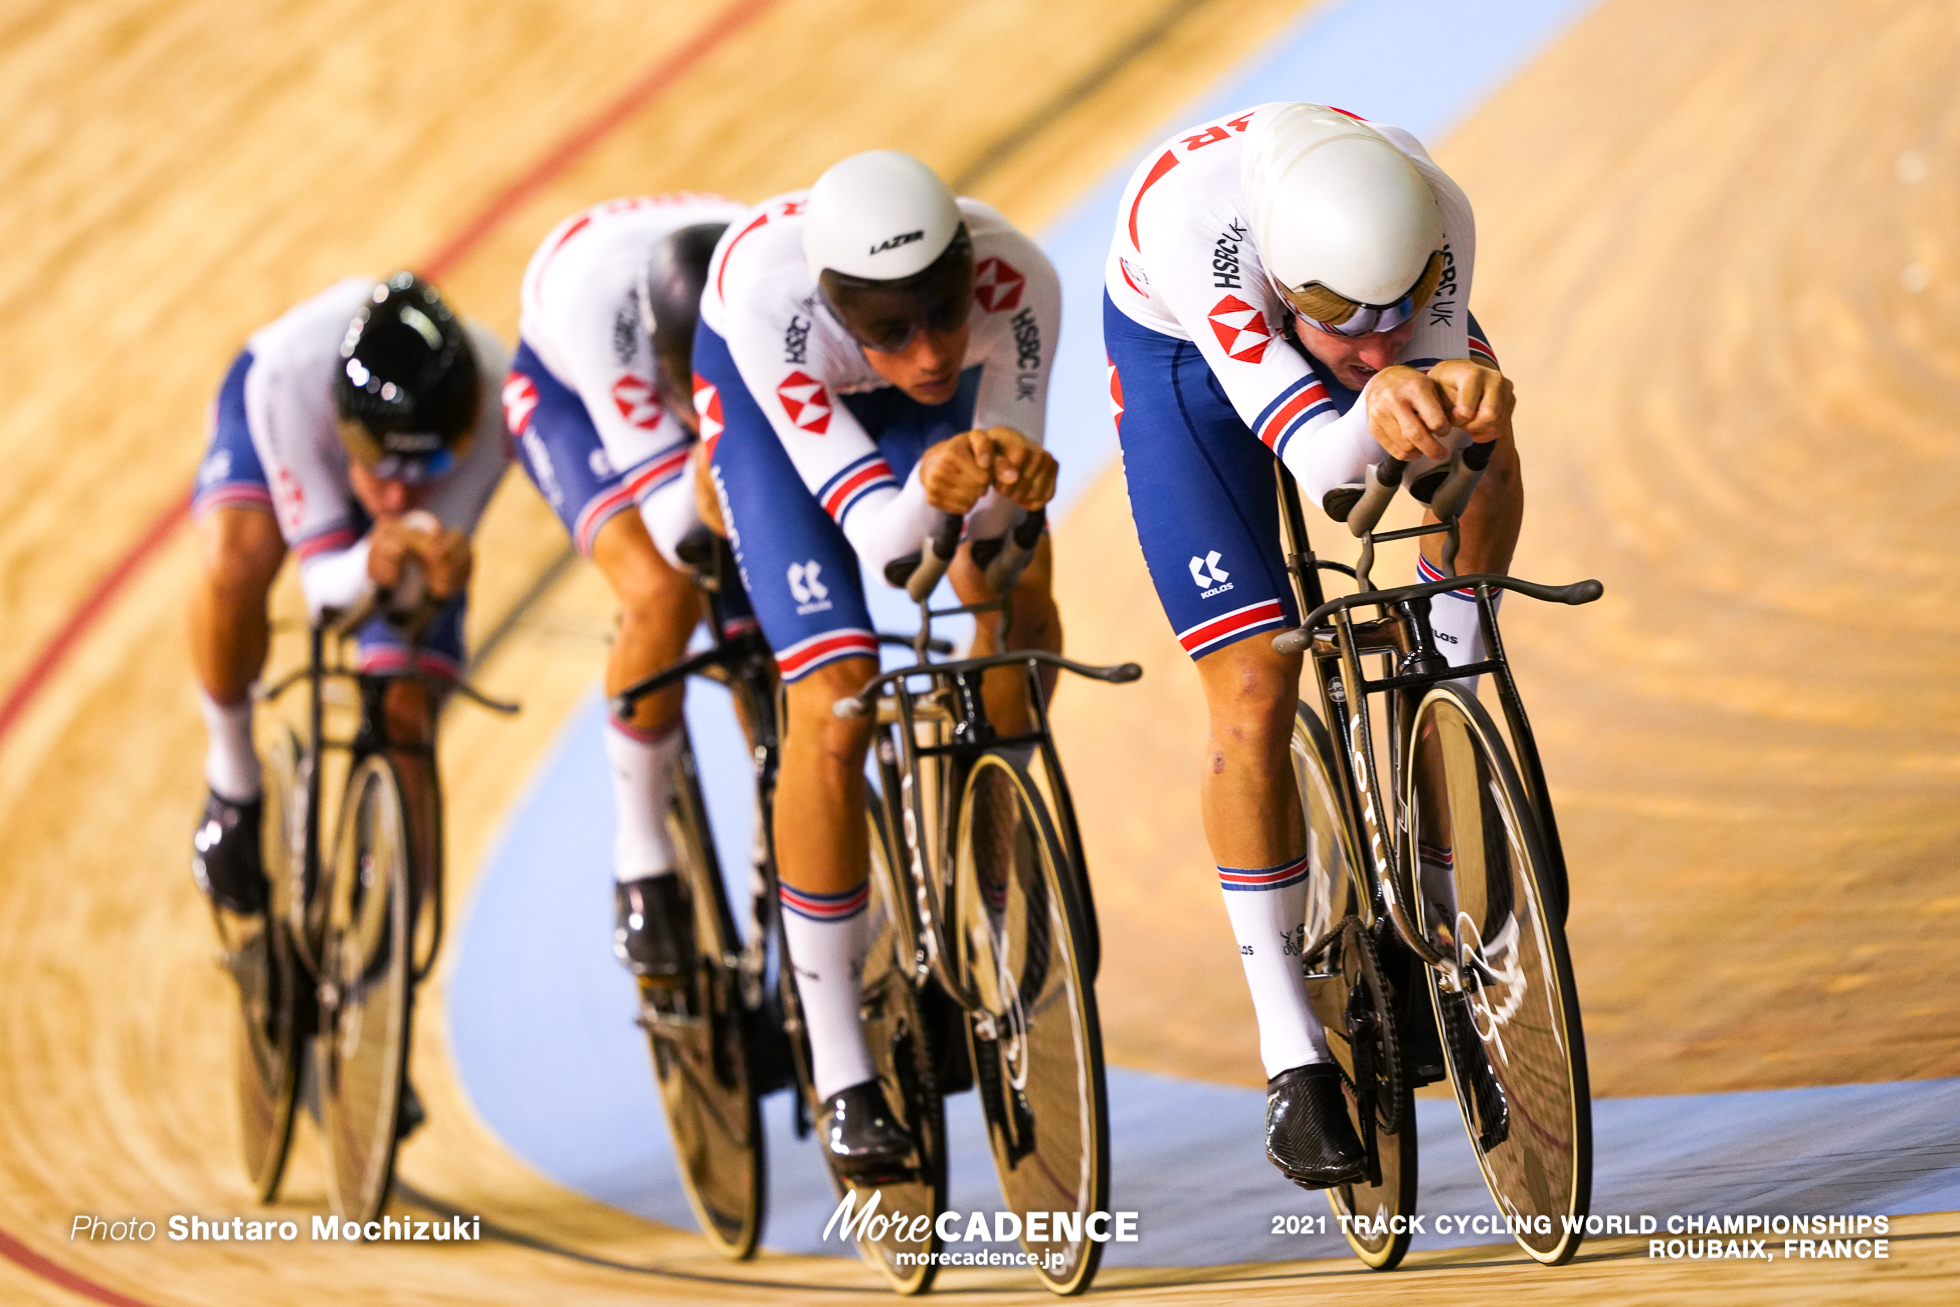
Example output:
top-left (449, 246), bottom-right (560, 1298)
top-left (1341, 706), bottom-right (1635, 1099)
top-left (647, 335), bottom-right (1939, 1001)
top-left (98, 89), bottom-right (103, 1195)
top-left (230, 722), bottom-right (306, 1200)
top-left (953, 750), bottom-right (1108, 1296)
top-left (641, 732), bottom-right (764, 1259)
top-left (1292, 706), bottom-right (1416, 1271)
top-left (1406, 685), bottom-right (1591, 1264)
top-left (316, 753), bottom-right (417, 1223)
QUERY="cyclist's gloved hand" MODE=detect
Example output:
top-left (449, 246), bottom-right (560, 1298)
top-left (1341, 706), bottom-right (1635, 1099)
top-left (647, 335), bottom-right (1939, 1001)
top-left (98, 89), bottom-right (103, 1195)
top-left (919, 428), bottom-right (1001, 516)
top-left (978, 425), bottom-right (1056, 511)
top-left (369, 509), bottom-right (472, 602)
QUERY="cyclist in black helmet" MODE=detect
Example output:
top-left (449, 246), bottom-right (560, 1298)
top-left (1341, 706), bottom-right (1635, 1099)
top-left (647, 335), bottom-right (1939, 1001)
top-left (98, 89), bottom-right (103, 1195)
top-left (504, 194), bottom-right (751, 982)
top-left (188, 271), bottom-right (511, 918)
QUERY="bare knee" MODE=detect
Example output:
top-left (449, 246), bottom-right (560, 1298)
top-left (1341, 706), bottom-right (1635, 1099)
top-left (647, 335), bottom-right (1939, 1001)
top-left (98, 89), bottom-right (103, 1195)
top-left (198, 508), bottom-right (285, 600)
top-left (599, 526), bottom-right (697, 630)
top-left (1197, 639), bottom-right (1300, 757)
top-left (784, 658), bottom-right (876, 767)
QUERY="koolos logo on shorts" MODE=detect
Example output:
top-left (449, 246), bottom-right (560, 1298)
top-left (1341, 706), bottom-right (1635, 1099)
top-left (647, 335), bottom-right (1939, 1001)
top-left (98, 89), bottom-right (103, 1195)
top-left (1207, 295), bottom-right (1273, 364)
top-left (776, 371), bottom-right (832, 435)
top-left (974, 257), bottom-right (1025, 313)
top-left (1188, 549), bottom-right (1233, 598)
top-left (610, 374), bottom-right (664, 430)
top-left (788, 559), bottom-right (832, 614)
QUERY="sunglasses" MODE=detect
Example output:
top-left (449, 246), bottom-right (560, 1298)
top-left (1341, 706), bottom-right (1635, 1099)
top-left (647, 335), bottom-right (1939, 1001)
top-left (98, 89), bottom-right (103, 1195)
top-left (1279, 249), bottom-right (1446, 338)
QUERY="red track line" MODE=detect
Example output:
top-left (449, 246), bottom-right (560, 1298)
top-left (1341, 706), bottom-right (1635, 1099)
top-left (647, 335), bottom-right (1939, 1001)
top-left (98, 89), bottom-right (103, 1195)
top-left (0, 3), bottom-right (779, 1302)
top-left (0, 0), bottom-right (781, 757)
top-left (0, 1227), bottom-right (156, 1307)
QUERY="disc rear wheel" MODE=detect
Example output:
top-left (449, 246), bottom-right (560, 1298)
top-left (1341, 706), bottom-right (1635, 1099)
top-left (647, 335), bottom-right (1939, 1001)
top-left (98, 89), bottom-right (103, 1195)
top-left (1407, 685), bottom-right (1591, 1264)
top-left (642, 733), bottom-right (764, 1259)
top-left (1292, 705), bottom-right (1416, 1270)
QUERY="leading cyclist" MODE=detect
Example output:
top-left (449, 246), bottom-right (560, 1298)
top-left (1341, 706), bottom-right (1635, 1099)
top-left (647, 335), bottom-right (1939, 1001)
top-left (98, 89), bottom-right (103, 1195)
top-left (189, 273), bottom-right (511, 916)
top-left (504, 192), bottom-right (753, 984)
top-left (696, 151), bottom-right (1062, 1179)
top-left (1102, 103), bottom-right (1520, 1188)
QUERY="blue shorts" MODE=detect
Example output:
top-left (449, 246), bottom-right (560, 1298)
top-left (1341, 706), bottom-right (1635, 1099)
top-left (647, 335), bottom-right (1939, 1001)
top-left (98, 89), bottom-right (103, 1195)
top-left (695, 322), bottom-right (981, 681)
top-left (506, 341), bottom-right (654, 556)
top-left (506, 340), bottom-right (754, 632)
top-left (1104, 294), bottom-right (1302, 659)
top-left (194, 348), bottom-right (468, 676)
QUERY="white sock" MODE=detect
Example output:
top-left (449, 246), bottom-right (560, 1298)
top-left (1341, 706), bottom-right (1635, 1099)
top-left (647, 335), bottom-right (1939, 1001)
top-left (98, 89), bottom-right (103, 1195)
top-left (199, 689), bottom-right (261, 803)
top-left (1219, 857), bottom-right (1330, 1079)
top-left (778, 882), bottom-right (876, 1101)
top-left (606, 715), bottom-right (685, 882)
top-left (1417, 557), bottom-right (1498, 696)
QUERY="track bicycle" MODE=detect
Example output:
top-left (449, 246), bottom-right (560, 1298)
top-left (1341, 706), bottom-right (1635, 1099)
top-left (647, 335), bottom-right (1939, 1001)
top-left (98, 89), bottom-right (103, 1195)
top-left (1272, 446), bottom-right (1600, 1268)
top-left (812, 509), bottom-right (1139, 1296)
top-left (223, 579), bottom-right (515, 1222)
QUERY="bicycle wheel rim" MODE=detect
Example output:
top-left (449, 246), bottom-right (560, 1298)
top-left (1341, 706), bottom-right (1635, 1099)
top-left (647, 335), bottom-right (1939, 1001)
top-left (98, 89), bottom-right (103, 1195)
top-left (1407, 685), bottom-right (1591, 1263)
top-left (646, 734), bottom-right (764, 1260)
top-left (807, 797), bottom-right (945, 1296)
top-left (318, 755), bottom-right (414, 1223)
top-left (954, 753), bottom-right (1108, 1295)
top-left (235, 723), bottom-right (303, 1200)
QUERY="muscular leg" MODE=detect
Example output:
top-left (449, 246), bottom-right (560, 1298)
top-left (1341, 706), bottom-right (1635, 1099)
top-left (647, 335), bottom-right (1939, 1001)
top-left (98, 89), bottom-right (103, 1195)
top-left (1195, 633), bottom-right (1329, 1077)
top-left (188, 507), bottom-right (285, 801)
top-left (589, 509), bottom-right (705, 884)
top-left (776, 655), bottom-right (878, 1099)
top-left (1419, 432), bottom-right (1523, 685)
top-left (948, 533), bottom-right (1062, 735)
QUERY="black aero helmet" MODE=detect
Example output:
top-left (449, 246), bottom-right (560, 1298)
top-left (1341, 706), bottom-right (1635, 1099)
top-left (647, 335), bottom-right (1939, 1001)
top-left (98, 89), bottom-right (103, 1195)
top-left (333, 272), bottom-right (480, 481)
top-left (638, 222), bottom-right (728, 415)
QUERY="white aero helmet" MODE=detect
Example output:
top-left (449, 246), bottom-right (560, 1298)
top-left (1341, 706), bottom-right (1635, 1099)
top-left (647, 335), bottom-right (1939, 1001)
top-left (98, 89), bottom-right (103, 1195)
top-left (804, 150), bottom-right (974, 352)
top-left (1240, 103), bottom-right (1446, 336)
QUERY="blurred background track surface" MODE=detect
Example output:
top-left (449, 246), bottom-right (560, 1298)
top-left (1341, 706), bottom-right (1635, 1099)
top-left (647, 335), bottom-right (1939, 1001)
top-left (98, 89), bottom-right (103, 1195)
top-left (1, 0), bottom-right (1956, 1302)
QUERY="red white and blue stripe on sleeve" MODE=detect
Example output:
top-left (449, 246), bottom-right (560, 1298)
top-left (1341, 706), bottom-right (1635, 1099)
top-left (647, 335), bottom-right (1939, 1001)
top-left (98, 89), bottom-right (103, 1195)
top-left (816, 452), bottom-right (898, 530)
top-left (1467, 327), bottom-right (1497, 366)
top-left (569, 440), bottom-right (693, 555)
top-left (779, 880), bottom-right (870, 921)
top-left (1254, 374), bottom-right (1335, 461)
top-left (1218, 854), bottom-right (1310, 892)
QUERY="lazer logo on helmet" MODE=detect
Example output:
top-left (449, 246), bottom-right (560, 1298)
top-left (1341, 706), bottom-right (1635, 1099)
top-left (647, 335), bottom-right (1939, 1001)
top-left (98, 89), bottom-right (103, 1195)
top-left (869, 230), bottom-right (924, 256)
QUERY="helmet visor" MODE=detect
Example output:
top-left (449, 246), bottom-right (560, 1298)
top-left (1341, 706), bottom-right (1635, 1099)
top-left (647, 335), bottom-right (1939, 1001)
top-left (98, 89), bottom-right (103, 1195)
top-left (335, 417), bottom-right (470, 484)
top-left (818, 226), bottom-right (973, 354)
top-left (1279, 249), bottom-right (1446, 338)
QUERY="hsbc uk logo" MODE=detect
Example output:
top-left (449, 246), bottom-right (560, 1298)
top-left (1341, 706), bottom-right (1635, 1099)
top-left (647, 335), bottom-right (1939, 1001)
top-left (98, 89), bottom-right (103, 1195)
top-left (611, 374), bottom-right (665, 430)
top-left (1188, 550), bottom-right (1233, 599)
top-left (974, 257), bottom-right (1025, 313)
top-left (788, 559), bottom-right (832, 614)
top-left (693, 378), bottom-right (724, 442)
top-left (1207, 296), bottom-right (1273, 364)
top-left (777, 371), bottom-right (832, 435)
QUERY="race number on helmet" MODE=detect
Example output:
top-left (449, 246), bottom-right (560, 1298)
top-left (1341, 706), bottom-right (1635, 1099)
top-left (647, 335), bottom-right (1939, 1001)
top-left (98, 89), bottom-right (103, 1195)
top-left (804, 151), bottom-right (975, 354)
top-left (1240, 104), bottom-right (1446, 336)
top-left (333, 272), bottom-right (480, 480)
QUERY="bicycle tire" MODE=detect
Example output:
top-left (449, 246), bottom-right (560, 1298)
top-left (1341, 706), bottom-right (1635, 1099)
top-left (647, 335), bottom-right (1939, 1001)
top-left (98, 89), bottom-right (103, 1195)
top-left (1406, 685), bottom-right (1591, 1264)
top-left (641, 731), bottom-right (765, 1260)
top-left (1292, 707), bottom-right (1416, 1271)
top-left (796, 796), bottom-right (947, 1295)
top-left (952, 751), bottom-right (1108, 1296)
top-left (316, 753), bottom-right (417, 1223)
top-left (232, 722), bottom-right (305, 1201)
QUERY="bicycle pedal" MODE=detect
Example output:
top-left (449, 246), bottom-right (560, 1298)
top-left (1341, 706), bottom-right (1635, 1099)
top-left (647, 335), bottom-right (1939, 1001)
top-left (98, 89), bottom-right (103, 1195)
top-left (636, 1006), bottom-right (704, 1036)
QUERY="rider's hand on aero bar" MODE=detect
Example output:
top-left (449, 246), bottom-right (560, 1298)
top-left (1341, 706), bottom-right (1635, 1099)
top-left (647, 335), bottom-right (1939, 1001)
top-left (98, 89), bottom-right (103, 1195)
top-left (885, 507), bottom-right (1047, 603)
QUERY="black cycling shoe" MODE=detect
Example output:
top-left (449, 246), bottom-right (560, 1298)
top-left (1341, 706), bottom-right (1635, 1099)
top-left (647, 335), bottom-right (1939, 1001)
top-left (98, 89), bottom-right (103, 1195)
top-left (192, 791), bottom-right (268, 915)
top-left (614, 874), bottom-right (695, 982)
top-left (1266, 1063), bottom-right (1368, 1189)
top-left (820, 1079), bottom-right (915, 1183)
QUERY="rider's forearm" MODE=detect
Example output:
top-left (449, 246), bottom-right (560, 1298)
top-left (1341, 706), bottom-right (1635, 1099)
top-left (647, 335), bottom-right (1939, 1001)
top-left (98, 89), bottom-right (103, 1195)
top-left (1279, 397), bottom-right (1381, 508)
top-left (1429, 431), bottom-right (1522, 575)
top-left (846, 467), bottom-right (938, 582)
top-left (298, 541), bottom-right (374, 619)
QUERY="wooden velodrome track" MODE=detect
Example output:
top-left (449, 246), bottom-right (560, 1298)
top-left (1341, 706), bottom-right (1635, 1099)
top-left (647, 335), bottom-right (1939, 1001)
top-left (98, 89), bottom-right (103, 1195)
top-left (1, 0), bottom-right (1956, 1302)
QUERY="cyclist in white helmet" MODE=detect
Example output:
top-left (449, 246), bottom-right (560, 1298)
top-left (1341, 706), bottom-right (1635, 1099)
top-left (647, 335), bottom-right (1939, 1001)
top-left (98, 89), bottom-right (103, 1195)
top-left (1103, 102), bottom-right (1520, 1188)
top-left (695, 150), bottom-right (1063, 1178)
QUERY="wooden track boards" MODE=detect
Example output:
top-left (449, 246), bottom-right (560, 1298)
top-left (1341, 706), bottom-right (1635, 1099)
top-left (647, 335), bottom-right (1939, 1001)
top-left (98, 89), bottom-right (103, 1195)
top-left (2, 0), bottom-right (1956, 1301)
